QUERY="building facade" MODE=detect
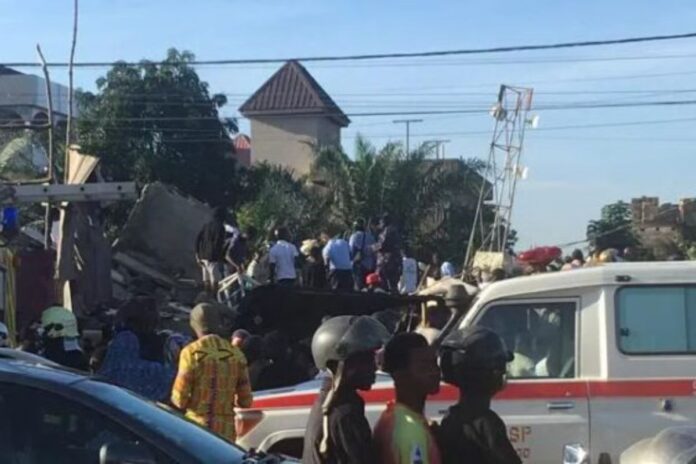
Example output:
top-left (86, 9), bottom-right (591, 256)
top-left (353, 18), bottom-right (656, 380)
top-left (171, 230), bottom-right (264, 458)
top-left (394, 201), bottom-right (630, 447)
top-left (631, 196), bottom-right (696, 258)
top-left (0, 67), bottom-right (72, 126)
top-left (239, 61), bottom-right (349, 176)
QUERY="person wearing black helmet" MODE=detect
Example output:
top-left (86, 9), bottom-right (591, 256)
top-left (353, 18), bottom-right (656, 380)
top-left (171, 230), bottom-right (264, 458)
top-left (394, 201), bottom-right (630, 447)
top-left (302, 315), bottom-right (389, 464)
top-left (437, 326), bottom-right (521, 464)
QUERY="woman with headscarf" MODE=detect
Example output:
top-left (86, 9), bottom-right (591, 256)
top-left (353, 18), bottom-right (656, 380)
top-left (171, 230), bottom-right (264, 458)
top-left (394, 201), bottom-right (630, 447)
top-left (98, 297), bottom-right (174, 401)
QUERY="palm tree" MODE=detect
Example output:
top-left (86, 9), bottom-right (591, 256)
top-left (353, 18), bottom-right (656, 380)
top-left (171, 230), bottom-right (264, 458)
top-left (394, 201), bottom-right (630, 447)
top-left (311, 135), bottom-right (488, 262)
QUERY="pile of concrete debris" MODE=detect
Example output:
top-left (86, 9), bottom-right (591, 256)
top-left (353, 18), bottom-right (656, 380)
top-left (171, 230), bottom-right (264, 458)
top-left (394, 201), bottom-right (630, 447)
top-left (111, 182), bottom-right (214, 332)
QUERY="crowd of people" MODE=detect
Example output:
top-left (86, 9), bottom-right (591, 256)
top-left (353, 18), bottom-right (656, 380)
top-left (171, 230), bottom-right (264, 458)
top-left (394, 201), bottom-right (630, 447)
top-left (2, 206), bottom-right (642, 463)
top-left (0, 288), bottom-right (522, 464)
top-left (2, 297), bottom-right (309, 440)
top-left (195, 208), bottom-right (460, 296)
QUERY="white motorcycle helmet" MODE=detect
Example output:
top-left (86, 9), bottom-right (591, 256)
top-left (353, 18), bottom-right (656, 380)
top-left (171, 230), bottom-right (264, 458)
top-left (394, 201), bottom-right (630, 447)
top-left (621, 427), bottom-right (696, 464)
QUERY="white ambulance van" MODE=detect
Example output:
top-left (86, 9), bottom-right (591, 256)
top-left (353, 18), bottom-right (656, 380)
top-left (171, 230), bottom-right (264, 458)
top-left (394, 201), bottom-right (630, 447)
top-left (237, 262), bottom-right (696, 464)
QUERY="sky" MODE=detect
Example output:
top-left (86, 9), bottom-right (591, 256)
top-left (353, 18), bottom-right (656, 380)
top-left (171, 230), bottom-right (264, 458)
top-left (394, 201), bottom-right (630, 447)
top-left (4, 0), bottom-right (696, 251)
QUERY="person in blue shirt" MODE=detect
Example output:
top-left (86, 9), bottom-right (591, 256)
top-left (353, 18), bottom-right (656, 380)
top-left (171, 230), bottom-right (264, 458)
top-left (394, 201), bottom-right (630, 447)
top-left (349, 219), bottom-right (376, 290)
top-left (322, 231), bottom-right (354, 291)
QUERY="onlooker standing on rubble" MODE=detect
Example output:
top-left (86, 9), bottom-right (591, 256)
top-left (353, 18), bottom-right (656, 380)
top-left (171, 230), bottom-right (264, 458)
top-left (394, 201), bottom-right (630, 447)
top-left (171, 303), bottom-right (252, 442)
top-left (349, 219), bottom-right (376, 290)
top-left (440, 261), bottom-right (456, 278)
top-left (425, 252), bottom-right (443, 281)
top-left (195, 207), bottom-right (228, 293)
top-left (399, 247), bottom-right (419, 294)
top-left (375, 214), bottom-right (403, 293)
top-left (322, 230), bottom-right (354, 291)
top-left (269, 227), bottom-right (300, 287)
top-left (301, 240), bottom-right (328, 289)
top-left (373, 332), bottom-right (442, 464)
top-left (225, 226), bottom-right (257, 275)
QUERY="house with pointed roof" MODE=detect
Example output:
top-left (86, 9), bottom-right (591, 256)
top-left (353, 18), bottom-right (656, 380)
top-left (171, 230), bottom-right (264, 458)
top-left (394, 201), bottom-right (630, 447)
top-left (239, 60), bottom-right (349, 176)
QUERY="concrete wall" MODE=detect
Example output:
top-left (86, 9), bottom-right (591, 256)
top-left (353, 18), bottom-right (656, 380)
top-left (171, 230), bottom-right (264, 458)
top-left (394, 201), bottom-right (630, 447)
top-left (631, 197), bottom-right (659, 224)
top-left (249, 115), bottom-right (341, 176)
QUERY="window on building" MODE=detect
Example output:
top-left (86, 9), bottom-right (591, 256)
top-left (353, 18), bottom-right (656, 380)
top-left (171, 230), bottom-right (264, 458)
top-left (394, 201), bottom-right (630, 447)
top-left (476, 301), bottom-right (577, 379)
top-left (617, 286), bottom-right (696, 354)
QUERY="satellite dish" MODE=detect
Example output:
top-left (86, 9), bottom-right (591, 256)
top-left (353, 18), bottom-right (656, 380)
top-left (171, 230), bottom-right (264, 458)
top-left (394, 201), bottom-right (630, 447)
top-left (527, 114), bottom-right (540, 129)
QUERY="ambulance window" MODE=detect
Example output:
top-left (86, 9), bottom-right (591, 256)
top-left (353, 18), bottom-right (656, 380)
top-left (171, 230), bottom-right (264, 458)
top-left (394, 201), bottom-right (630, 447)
top-left (617, 286), bottom-right (696, 354)
top-left (476, 302), bottom-right (576, 379)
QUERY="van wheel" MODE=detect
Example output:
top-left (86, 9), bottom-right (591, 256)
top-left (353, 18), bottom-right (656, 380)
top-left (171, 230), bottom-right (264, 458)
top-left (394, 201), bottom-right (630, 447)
top-left (268, 438), bottom-right (303, 459)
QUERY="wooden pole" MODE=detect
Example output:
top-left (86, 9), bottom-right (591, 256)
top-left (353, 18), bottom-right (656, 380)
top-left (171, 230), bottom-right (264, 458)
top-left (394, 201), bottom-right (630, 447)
top-left (65, 0), bottom-right (79, 183)
top-left (36, 45), bottom-right (54, 250)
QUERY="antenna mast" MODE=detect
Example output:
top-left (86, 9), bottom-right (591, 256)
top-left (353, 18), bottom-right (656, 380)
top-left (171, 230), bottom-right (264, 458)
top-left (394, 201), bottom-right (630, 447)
top-left (465, 85), bottom-right (534, 266)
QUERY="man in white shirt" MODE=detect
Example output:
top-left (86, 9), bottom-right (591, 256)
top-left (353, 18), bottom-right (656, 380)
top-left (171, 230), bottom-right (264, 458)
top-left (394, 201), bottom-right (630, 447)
top-left (399, 250), bottom-right (418, 294)
top-left (269, 227), bottom-right (299, 287)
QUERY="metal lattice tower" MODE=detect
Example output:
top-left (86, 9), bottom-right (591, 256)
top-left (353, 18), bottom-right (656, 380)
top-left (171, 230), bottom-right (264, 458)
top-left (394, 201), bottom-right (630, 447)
top-left (465, 85), bottom-right (534, 265)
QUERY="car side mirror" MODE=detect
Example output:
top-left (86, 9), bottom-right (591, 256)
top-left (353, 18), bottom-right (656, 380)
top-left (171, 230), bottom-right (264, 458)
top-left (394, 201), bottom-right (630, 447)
top-left (100, 441), bottom-right (156, 464)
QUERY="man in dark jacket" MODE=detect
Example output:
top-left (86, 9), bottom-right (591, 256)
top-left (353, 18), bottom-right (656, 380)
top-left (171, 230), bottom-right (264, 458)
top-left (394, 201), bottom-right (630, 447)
top-left (195, 207), bottom-right (227, 292)
top-left (437, 326), bottom-right (521, 464)
top-left (302, 316), bottom-right (389, 464)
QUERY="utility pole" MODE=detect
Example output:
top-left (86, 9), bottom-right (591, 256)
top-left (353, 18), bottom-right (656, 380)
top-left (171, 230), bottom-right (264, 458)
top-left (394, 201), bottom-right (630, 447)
top-left (393, 119), bottom-right (422, 154)
top-left (430, 139), bottom-right (451, 159)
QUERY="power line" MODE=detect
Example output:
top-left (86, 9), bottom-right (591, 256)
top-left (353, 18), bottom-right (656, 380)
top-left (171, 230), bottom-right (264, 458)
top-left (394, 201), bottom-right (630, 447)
top-left (82, 114), bottom-right (696, 143)
top-left (5, 31), bottom-right (696, 68)
top-left (5, 98), bottom-right (696, 125)
top-left (11, 87), bottom-right (696, 99)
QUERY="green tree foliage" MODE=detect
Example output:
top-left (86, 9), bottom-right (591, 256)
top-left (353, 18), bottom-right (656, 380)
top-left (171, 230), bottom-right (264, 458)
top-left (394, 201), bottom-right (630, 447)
top-left (236, 163), bottom-right (326, 242)
top-left (76, 49), bottom-right (240, 231)
top-left (587, 201), bottom-right (639, 251)
top-left (311, 135), bottom-right (489, 262)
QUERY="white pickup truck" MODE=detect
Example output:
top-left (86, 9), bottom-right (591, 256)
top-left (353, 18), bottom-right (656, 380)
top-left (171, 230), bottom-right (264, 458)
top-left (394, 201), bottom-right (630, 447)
top-left (236, 262), bottom-right (696, 464)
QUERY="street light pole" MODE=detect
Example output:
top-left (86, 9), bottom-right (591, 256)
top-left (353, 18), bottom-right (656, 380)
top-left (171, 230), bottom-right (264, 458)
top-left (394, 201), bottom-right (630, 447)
top-left (393, 119), bottom-right (422, 154)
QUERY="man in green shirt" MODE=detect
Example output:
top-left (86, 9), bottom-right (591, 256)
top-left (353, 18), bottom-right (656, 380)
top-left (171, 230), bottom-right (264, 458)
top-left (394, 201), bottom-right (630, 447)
top-left (373, 332), bottom-right (442, 464)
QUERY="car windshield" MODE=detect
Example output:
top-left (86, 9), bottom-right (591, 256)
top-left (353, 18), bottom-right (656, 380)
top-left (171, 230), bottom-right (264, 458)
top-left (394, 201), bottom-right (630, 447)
top-left (74, 379), bottom-right (245, 462)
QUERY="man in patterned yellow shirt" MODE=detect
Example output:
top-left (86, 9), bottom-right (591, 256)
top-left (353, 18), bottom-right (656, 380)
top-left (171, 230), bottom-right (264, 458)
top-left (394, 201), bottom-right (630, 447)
top-left (171, 303), bottom-right (253, 442)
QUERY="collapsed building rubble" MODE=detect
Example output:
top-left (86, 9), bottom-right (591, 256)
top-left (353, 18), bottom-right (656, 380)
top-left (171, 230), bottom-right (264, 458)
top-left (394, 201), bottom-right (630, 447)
top-left (111, 182), bottom-right (215, 331)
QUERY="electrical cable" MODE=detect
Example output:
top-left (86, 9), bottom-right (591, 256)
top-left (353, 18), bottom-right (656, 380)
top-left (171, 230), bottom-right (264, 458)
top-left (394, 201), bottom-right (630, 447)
top-left (4, 31), bottom-right (696, 67)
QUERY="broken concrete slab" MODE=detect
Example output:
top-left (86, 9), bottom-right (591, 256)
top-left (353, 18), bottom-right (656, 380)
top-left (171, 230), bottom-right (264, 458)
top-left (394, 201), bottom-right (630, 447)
top-left (113, 182), bottom-right (213, 282)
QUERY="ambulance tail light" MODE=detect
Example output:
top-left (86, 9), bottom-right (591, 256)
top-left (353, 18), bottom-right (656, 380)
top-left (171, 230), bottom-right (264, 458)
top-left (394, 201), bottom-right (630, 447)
top-left (236, 410), bottom-right (265, 438)
top-left (563, 443), bottom-right (589, 464)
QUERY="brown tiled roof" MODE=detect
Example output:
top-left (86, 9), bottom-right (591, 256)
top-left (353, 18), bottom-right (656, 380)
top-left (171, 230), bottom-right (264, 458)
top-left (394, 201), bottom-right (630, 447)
top-left (239, 60), bottom-right (349, 127)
